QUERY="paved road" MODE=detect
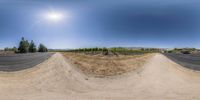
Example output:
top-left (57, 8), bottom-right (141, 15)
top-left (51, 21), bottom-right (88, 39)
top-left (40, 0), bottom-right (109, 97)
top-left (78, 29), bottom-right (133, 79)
top-left (164, 53), bottom-right (200, 71)
top-left (0, 53), bottom-right (54, 71)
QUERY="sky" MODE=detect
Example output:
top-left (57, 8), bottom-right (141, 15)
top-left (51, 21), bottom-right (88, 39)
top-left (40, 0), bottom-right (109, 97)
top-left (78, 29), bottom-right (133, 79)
top-left (0, 0), bottom-right (200, 49)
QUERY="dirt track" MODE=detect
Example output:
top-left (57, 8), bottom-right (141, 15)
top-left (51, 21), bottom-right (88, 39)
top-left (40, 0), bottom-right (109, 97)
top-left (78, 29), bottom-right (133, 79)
top-left (0, 53), bottom-right (200, 100)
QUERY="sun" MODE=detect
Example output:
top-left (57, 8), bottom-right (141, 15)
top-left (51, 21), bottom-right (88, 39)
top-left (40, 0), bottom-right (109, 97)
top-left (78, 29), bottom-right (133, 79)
top-left (45, 12), bottom-right (63, 22)
top-left (41, 10), bottom-right (71, 23)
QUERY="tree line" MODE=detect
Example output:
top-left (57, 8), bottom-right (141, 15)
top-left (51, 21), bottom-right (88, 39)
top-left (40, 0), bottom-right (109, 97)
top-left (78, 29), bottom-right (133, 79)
top-left (4, 37), bottom-right (48, 53)
top-left (67, 47), bottom-right (161, 55)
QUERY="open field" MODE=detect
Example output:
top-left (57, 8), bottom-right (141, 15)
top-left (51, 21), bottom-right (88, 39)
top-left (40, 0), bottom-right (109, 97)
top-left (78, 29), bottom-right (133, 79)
top-left (62, 52), bottom-right (153, 77)
top-left (0, 53), bottom-right (54, 71)
top-left (0, 53), bottom-right (199, 100)
top-left (165, 53), bottom-right (200, 71)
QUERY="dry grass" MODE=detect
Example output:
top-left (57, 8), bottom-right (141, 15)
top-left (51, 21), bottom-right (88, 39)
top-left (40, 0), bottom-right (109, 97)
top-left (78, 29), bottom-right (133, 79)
top-left (63, 52), bottom-right (153, 77)
top-left (0, 51), bottom-right (15, 56)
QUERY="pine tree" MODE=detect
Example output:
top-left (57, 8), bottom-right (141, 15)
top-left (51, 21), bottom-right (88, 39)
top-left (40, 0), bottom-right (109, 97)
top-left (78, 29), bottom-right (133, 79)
top-left (18, 37), bottom-right (29, 53)
top-left (29, 40), bottom-right (37, 53)
top-left (38, 44), bottom-right (48, 52)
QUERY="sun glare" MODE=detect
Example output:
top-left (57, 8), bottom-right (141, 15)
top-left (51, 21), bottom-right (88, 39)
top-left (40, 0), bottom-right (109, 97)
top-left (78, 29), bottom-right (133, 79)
top-left (45, 12), bottom-right (63, 22)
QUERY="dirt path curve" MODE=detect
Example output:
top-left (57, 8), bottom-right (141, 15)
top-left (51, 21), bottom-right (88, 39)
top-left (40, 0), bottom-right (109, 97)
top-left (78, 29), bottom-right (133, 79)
top-left (0, 53), bottom-right (200, 100)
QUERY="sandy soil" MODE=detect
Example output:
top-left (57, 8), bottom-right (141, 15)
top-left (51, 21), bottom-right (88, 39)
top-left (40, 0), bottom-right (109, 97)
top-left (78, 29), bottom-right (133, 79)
top-left (0, 53), bottom-right (200, 100)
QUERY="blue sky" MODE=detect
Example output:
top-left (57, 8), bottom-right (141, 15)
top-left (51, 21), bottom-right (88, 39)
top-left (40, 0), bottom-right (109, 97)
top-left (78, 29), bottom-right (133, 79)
top-left (0, 0), bottom-right (200, 49)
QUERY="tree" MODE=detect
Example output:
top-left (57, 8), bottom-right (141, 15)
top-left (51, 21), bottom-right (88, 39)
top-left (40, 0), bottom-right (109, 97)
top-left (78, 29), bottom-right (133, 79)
top-left (38, 44), bottom-right (48, 52)
top-left (18, 37), bottom-right (29, 53)
top-left (29, 40), bottom-right (37, 53)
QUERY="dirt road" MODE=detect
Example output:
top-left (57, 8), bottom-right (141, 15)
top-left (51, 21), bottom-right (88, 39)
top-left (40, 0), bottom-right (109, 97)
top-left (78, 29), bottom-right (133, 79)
top-left (0, 53), bottom-right (200, 100)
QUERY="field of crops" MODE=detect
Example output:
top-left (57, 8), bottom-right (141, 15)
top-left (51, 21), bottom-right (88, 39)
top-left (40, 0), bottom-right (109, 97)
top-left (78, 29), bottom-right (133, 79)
top-left (65, 47), bottom-right (161, 56)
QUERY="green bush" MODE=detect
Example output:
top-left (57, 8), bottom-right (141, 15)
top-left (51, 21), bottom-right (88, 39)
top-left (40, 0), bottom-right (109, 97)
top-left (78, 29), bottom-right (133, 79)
top-left (181, 50), bottom-right (191, 54)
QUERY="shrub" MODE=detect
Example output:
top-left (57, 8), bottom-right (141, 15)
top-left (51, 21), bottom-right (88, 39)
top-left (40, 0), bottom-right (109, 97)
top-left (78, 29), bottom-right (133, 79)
top-left (4, 47), bottom-right (17, 52)
top-left (181, 50), bottom-right (191, 54)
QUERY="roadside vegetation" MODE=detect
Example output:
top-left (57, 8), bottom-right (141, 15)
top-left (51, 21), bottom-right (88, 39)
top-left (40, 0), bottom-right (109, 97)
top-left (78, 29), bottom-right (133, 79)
top-left (166, 48), bottom-right (200, 54)
top-left (4, 37), bottom-right (48, 53)
top-left (65, 47), bottom-right (161, 56)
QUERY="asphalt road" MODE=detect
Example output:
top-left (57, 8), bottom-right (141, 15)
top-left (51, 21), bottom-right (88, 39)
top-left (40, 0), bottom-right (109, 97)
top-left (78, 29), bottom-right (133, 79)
top-left (0, 53), bottom-right (54, 72)
top-left (164, 53), bottom-right (200, 71)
